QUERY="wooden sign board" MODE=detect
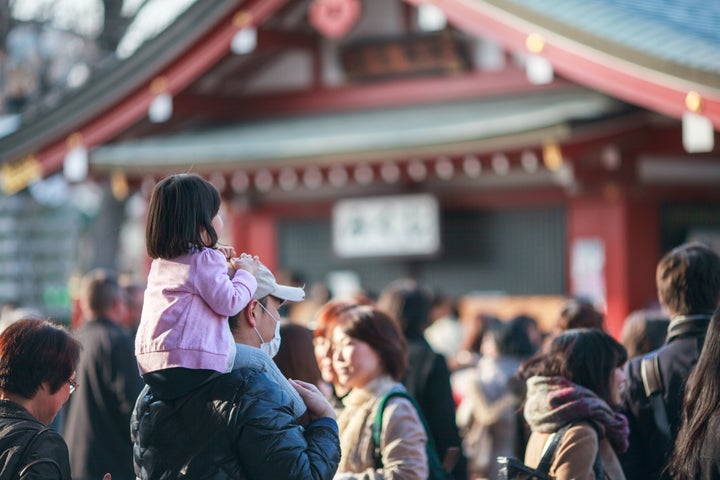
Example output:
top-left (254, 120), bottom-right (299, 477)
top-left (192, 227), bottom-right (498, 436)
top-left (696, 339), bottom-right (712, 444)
top-left (340, 32), bottom-right (471, 82)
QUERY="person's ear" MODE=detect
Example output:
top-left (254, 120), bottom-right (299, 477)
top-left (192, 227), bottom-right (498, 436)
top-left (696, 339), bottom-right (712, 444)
top-left (246, 299), bottom-right (259, 328)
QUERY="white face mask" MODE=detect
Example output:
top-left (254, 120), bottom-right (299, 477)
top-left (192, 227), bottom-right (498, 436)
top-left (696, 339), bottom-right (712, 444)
top-left (255, 301), bottom-right (282, 358)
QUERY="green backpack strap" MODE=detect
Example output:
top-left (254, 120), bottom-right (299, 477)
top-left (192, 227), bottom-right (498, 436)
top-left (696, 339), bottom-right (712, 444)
top-left (371, 389), bottom-right (450, 479)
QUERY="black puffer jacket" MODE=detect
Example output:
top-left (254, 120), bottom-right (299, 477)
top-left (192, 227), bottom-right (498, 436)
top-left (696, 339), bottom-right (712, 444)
top-left (0, 400), bottom-right (70, 479)
top-left (131, 366), bottom-right (340, 480)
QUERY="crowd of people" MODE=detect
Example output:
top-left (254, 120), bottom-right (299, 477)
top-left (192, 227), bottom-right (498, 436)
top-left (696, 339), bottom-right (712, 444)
top-left (1, 173), bottom-right (719, 480)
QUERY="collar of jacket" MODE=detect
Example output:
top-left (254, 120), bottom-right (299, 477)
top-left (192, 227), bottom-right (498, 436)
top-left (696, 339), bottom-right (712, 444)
top-left (666, 312), bottom-right (714, 342)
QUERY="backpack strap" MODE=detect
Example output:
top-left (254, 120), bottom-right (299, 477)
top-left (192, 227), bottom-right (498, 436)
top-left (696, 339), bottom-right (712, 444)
top-left (371, 389), bottom-right (449, 478)
top-left (640, 352), bottom-right (672, 444)
top-left (536, 422), bottom-right (604, 479)
top-left (535, 423), bottom-right (571, 475)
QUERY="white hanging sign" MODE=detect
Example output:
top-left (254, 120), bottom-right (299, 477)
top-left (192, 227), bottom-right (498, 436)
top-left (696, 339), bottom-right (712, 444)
top-left (333, 194), bottom-right (440, 258)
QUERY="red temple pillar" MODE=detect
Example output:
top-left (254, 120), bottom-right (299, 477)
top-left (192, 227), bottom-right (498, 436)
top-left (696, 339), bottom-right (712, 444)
top-left (229, 206), bottom-right (279, 273)
top-left (567, 186), bottom-right (659, 338)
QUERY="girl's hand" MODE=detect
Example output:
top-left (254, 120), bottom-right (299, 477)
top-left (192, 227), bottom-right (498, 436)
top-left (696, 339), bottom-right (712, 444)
top-left (230, 253), bottom-right (259, 275)
top-left (216, 244), bottom-right (236, 259)
top-left (289, 379), bottom-right (336, 420)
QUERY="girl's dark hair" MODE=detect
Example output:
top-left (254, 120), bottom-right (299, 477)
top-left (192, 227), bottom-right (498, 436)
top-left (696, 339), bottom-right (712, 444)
top-left (0, 318), bottom-right (81, 398)
top-left (670, 307), bottom-right (720, 479)
top-left (519, 328), bottom-right (627, 403)
top-left (335, 305), bottom-right (408, 381)
top-left (145, 174), bottom-right (221, 259)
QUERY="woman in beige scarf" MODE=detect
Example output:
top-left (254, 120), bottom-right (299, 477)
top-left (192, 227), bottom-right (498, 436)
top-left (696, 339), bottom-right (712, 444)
top-left (330, 305), bottom-right (428, 480)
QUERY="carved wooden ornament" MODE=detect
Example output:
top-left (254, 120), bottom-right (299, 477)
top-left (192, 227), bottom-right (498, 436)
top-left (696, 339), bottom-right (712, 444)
top-left (309, 0), bottom-right (361, 39)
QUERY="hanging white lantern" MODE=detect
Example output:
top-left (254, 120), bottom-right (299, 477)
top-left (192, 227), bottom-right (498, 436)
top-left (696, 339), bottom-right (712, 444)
top-left (254, 169), bottom-right (274, 192)
top-left (231, 27), bottom-right (257, 55)
top-left (64, 133), bottom-right (89, 182)
top-left (434, 156), bottom-right (454, 180)
top-left (525, 34), bottom-right (554, 85)
top-left (463, 154), bottom-right (482, 177)
top-left (682, 93), bottom-right (714, 153)
top-left (407, 160), bottom-right (427, 182)
top-left (353, 163), bottom-right (374, 185)
top-left (328, 165), bottom-right (349, 187)
top-left (491, 153), bottom-right (510, 175)
top-left (148, 93), bottom-right (173, 123)
top-left (380, 162), bottom-right (400, 184)
top-left (418, 4), bottom-right (447, 31)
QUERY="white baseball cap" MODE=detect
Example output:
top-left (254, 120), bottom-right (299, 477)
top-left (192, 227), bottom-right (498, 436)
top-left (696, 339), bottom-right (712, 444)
top-left (254, 263), bottom-right (305, 302)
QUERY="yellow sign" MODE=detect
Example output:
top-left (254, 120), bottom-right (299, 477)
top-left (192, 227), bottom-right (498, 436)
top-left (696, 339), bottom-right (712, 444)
top-left (1, 155), bottom-right (42, 195)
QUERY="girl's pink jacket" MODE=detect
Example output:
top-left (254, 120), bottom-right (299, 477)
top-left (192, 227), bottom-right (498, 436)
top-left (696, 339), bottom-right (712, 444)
top-left (135, 248), bottom-right (256, 374)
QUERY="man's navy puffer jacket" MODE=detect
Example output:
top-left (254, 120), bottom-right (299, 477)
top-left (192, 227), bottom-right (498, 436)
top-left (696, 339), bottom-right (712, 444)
top-left (131, 366), bottom-right (341, 479)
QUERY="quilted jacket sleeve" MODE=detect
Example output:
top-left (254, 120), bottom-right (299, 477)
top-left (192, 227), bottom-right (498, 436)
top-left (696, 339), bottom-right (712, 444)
top-left (236, 370), bottom-right (341, 480)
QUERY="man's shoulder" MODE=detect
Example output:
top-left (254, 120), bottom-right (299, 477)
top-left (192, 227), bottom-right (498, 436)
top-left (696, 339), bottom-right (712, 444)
top-left (215, 366), bottom-right (279, 395)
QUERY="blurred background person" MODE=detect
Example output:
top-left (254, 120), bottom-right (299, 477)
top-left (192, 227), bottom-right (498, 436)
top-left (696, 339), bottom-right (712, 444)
top-left (619, 309), bottom-right (669, 360)
top-left (274, 322), bottom-right (322, 387)
top-left (424, 291), bottom-right (463, 365)
top-left (119, 278), bottom-right (145, 339)
top-left (330, 304), bottom-right (428, 479)
top-left (520, 328), bottom-right (629, 480)
top-left (378, 279), bottom-right (465, 479)
top-left (621, 242), bottom-right (720, 480)
top-left (511, 314), bottom-right (543, 355)
top-left (556, 298), bottom-right (604, 332)
top-left (62, 269), bottom-right (143, 480)
top-left (670, 307), bottom-right (720, 480)
top-left (541, 298), bottom-right (605, 351)
top-left (0, 318), bottom-right (80, 479)
top-left (453, 312), bottom-right (499, 371)
top-left (456, 317), bottom-right (534, 479)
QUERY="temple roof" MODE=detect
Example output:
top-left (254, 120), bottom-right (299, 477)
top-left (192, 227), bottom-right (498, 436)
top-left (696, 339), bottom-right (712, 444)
top-left (0, 0), bottom-right (716, 194)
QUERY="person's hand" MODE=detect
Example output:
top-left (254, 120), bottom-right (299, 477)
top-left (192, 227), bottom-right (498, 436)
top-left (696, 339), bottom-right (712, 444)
top-left (230, 253), bottom-right (259, 275)
top-left (216, 244), bottom-right (236, 259)
top-left (103, 474), bottom-right (111, 480)
top-left (290, 379), bottom-right (336, 420)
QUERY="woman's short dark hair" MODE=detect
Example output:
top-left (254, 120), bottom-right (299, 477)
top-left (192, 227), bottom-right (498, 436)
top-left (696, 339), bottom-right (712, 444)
top-left (519, 328), bottom-right (627, 403)
top-left (145, 174), bottom-right (222, 259)
top-left (335, 305), bottom-right (408, 381)
top-left (0, 318), bottom-right (81, 398)
top-left (656, 242), bottom-right (720, 316)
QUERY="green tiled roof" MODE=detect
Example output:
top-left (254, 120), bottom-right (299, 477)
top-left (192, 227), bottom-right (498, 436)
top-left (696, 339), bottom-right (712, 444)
top-left (490, 0), bottom-right (720, 82)
top-left (91, 88), bottom-right (624, 171)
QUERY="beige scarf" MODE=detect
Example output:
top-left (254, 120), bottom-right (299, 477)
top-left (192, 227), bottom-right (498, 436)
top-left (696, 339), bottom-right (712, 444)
top-left (336, 375), bottom-right (399, 473)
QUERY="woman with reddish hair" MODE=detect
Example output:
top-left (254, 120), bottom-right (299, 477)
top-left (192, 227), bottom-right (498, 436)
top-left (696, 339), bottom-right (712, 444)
top-left (0, 317), bottom-right (81, 479)
top-left (312, 298), bottom-right (372, 406)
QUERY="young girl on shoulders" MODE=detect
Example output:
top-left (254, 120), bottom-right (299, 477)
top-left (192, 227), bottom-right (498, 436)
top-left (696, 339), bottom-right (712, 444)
top-left (136, 173), bottom-right (259, 378)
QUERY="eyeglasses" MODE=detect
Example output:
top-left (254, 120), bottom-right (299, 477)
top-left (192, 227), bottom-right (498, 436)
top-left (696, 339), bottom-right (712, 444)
top-left (68, 379), bottom-right (78, 394)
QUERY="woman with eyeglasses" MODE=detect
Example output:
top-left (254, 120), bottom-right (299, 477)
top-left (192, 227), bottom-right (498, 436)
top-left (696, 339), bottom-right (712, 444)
top-left (0, 317), bottom-right (80, 479)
